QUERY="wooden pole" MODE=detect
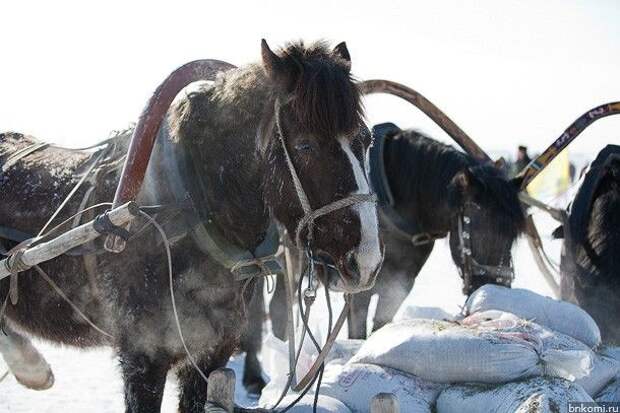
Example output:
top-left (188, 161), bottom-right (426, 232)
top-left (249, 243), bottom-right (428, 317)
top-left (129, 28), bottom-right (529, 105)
top-left (360, 79), bottom-right (492, 164)
top-left (0, 202), bottom-right (139, 280)
top-left (205, 368), bottom-right (235, 413)
top-left (371, 393), bottom-right (400, 413)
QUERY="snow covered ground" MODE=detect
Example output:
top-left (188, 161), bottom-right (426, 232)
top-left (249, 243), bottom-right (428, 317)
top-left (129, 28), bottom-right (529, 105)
top-left (0, 211), bottom-right (562, 412)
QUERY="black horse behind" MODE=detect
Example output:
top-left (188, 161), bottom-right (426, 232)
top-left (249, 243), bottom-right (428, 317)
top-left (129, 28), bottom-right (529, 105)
top-left (344, 124), bottom-right (526, 338)
top-left (560, 144), bottom-right (620, 344)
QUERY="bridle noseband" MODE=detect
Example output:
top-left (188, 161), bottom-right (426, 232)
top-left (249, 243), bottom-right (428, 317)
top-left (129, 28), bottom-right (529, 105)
top-left (457, 201), bottom-right (514, 295)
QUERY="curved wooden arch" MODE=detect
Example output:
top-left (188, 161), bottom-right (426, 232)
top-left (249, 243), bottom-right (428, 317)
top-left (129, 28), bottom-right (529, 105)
top-left (518, 101), bottom-right (620, 190)
top-left (106, 59), bottom-right (236, 251)
top-left (359, 79), bottom-right (492, 163)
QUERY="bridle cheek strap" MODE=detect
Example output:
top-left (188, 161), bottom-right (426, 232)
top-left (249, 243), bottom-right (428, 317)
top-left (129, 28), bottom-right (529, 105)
top-left (458, 204), bottom-right (515, 295)
top-left (273, 98), bottom-right (377, 249)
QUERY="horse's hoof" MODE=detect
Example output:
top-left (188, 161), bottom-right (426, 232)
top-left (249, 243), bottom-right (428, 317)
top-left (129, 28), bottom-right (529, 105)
top-left (1, 332), bottom-right (55, 390)
top-left (242, 376), bottom-right (266, 397)
top-left (15, 368), bottom-right (55, 391)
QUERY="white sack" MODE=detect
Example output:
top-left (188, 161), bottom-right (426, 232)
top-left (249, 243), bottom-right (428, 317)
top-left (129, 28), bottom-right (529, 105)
top-left (350, 319), bottom-right (590, 384)
top-left (394, 305), bottom-right (455, 322)
top-left (274, 394), bottom-right (352, 413)
top-left (325, 339), bottom-right (364, 366)
top-left (596, 375), bottom-right (620, 403)
top-left (259, 334), bottom-right (364, 408)
top-left (463, 310), bottom-right (620, 395)
top-left (601, 346), bottom-right (620, 362)
top-left (436, 377), bottom-right (593, 413)
top-left (464, 284), bottom-right (601, 347)
top-left (320, 363), bottom-right (444, 413)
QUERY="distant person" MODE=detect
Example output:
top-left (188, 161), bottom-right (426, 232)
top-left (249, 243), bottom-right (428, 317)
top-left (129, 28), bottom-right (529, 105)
top-left (511, 145), bottom-right (531, 177)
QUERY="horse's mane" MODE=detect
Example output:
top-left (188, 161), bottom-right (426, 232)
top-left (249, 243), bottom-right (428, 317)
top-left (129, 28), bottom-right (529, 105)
top-left (276, 40), bottom-right (364, 139)
top-left (386, 130), bottom-right (525, 235)
top-left (169, 40), bottom-right (363, 147)
top-left (385, 130), bottom-right (474, 204)
top-left (569, 147), bottom-right (620, 276)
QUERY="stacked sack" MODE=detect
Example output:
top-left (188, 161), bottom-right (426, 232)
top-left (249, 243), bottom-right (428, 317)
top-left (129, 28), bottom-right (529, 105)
top-left (340, 285), bottom-right (619, 412)
top-left (259, 286), bottom-right (620, 412)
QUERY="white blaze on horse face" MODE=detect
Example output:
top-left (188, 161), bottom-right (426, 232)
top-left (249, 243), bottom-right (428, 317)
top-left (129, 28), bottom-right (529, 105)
top-left (338, 137), bottom-right (382, 288)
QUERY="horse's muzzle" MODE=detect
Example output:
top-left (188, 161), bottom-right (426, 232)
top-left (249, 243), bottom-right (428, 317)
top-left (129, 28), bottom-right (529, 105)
top-left (318, 246), bottom-right (383, 294)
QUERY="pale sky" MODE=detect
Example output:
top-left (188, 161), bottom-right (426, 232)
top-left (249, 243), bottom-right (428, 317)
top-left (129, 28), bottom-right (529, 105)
top-left (1, 0), bottom-right (619, 159)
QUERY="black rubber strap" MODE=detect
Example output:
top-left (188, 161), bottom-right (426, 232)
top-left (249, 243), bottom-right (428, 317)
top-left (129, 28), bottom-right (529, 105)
top-left (93, 211), bottom-right (130, 241)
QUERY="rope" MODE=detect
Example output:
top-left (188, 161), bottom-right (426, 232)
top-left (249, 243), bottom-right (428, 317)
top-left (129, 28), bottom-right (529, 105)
top-left (294, 193), bottom-right (377, 249)
top-left (229, 255), bottom-right (278, 293)
top-left (3, 250), bottom-right (31, 275)
top-left (137, 210), bottom-right (211, 384)
top-left (274, 99), bottom-right (312, 216)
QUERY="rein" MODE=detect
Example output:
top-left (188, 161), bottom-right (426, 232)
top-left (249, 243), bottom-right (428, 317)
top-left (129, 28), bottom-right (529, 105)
top-left (457, 202), bottom-right (514, 295)
top-left (269, 96), bottom-right (376, 408)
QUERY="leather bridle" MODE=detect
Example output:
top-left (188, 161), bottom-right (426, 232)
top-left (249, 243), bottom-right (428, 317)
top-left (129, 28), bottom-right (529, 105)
top-left (271, 97), bottom-right (377, 253)
top-left (457, 201), bottom-right (514, 295)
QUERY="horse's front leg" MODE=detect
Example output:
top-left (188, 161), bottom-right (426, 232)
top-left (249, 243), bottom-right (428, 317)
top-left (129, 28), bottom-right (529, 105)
top-left (347, 290), bottom-right (372, 339)
top-left (269, 273), bottom-right (288, 340)
top-left (119, 350), bottom-right (172, 413)
top-left (240, 277), bottom-right (266, 396)
top-left (372, 243), bottom-right (434, 332)
top-left (176, 347), bottom-right (232, 413)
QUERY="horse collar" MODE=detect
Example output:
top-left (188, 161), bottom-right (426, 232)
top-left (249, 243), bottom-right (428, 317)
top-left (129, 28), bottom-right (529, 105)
top-left (163, 127), bottom-right (282, 281)
top-left (369, 123), bottom-right (445, 246)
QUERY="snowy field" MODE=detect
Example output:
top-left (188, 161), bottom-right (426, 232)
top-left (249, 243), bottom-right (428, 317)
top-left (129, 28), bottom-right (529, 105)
top-left (0, 212), bottom-right (561, 412)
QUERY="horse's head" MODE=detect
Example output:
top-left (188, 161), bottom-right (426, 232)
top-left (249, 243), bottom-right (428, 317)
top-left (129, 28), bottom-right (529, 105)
top-left (259, 40), bottom-right (383, 293)
top-left (447, 164), bottom-right (526, 295)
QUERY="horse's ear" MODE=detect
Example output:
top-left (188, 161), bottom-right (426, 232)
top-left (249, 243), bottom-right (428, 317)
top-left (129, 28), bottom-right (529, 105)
top-left (510, 175), bottom-right (524, 189)
top-left (449, 168), bottom-right (476, 207)
top-left (261, 39), bottom-right (287, 84)
top-left (494, 157), bottom-right (506, 170)
top-left (455, 167), bottom-right (479, 190)
top-left (333, 42), bottom-right (351, 71)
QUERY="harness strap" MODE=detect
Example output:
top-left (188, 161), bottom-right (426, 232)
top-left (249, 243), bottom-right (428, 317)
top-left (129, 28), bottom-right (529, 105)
top-left (1, 142), bottom-right (49, 173)
top-left (93, 211), bottom-right (131, 240)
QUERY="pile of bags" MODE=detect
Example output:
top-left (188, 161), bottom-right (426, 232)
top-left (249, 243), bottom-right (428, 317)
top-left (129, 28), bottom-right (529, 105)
top-left (259, 284), bottom-right (620, 412)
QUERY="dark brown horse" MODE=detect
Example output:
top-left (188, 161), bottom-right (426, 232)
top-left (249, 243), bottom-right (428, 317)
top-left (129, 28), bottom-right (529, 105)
top-left (0, 40), bottom-right (382, 412)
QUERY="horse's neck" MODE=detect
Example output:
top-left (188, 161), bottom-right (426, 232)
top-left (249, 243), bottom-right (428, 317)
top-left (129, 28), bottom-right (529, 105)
top-left (142, 120), bottom-right (269, 252)
top-left (385, 137), bottom-right (463, 232)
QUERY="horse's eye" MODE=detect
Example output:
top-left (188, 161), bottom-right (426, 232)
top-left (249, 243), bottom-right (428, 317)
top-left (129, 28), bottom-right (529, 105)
top-left (295, 142), bottom-right (312, 153)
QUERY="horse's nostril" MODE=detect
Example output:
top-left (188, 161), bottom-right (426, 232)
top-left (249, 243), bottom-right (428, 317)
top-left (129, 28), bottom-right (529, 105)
top-left (344, 250), bottom-right (359, 280)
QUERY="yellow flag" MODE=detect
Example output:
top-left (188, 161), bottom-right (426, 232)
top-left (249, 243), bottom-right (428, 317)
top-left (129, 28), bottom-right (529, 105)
top-left (526, 148), bottom-right (570, 198)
